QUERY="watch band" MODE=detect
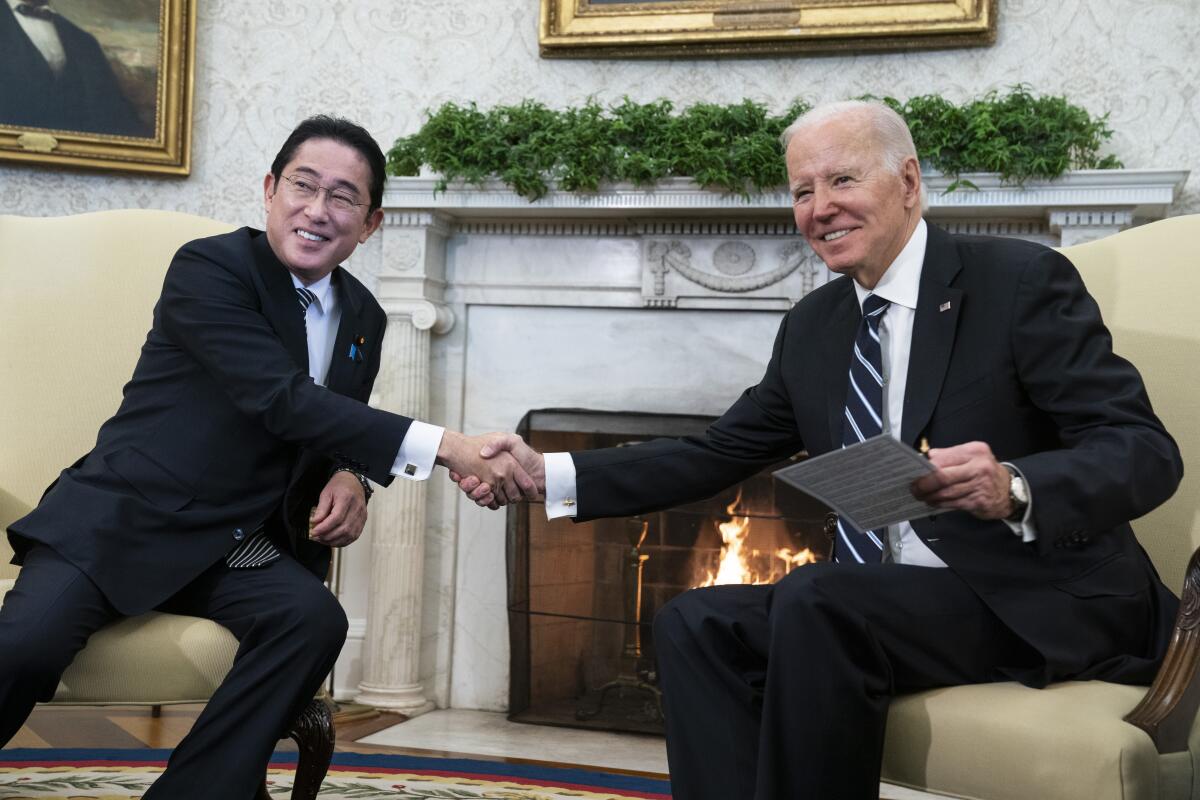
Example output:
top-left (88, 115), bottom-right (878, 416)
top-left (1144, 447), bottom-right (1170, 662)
top-left (333, 465), bottom-right (373, 503)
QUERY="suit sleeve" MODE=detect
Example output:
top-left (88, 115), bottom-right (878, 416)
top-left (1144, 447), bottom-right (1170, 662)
top-left (1008, 249), bottom-right (1182, 553)
top-left (573, 310), bottom-right (804, 521)
top-left (157, 240), bottom-right (411, 486)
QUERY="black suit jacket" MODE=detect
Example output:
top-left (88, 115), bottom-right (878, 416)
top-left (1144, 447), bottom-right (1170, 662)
top-left (572, 224), bottom-right (1183, 687)
top-left (0, 3), bottom-right (148, 136)
top-left (8, 228), bottom-right (411, 614)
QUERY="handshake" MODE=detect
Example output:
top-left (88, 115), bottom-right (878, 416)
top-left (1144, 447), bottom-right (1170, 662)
top-left (436, 430), bottom-right (546, 509)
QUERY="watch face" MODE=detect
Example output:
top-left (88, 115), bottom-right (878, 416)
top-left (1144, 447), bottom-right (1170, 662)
top-left (1010, 474), bottom-right (1029, 504)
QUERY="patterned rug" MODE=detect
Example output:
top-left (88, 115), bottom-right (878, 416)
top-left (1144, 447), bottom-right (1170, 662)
top-left (0, 749), bottom-right (672, 799)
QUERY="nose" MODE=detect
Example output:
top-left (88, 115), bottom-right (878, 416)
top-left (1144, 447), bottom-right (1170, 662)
top-left (812, 184), bottom-right (837, 220)
top-left (302, 188), bottom-right (332, 219)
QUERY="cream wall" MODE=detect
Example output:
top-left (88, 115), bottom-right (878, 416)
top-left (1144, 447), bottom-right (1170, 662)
top-left (1, 0), bottom-right (1197, 233)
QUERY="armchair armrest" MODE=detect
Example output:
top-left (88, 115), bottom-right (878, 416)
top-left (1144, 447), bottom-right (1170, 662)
top-left (1124, 544), bottom-right (1200, 753)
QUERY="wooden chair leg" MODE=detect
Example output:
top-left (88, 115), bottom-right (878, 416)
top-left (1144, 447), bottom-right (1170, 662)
top-left (285, 696), bottom-right (336, 800)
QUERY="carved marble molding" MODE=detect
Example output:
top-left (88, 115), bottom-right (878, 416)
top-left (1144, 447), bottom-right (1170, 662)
top-left (643, 238), bottom-right (826, 308)
top-left (383, 170), bottom-right (1188, 223)
top-left (380, 297), bottom-right (456, 334)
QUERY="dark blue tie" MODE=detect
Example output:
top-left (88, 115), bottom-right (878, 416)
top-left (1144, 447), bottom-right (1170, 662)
top-left (834, 293), bottom-right (890, 563)
top-left (224, 288), bottom-right (317, 569)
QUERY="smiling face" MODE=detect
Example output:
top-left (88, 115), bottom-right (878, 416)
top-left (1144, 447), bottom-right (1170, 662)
top-left (785, 113), bottom-right (922, 289)
top-left (263, 137), bottom-right (384, 285)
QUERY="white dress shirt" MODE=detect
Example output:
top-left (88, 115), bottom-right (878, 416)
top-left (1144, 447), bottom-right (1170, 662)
top-left (292, 273), bottom-right (440, 482)
top-left (543, 218), bottom-right (1036, 562)
top-left (7, 0), bottom-right (66, 75)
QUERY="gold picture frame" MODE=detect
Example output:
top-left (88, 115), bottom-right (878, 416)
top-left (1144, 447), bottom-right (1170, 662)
top-left (540, 0), bottom-right (997, 58)
top-left (0, 0), bottom-right (195, 176)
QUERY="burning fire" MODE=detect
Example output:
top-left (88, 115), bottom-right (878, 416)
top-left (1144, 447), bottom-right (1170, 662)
top-left (694, 495), bottom-right (816, 587)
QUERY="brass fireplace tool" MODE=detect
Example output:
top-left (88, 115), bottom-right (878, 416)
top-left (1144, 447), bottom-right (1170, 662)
top-left (576, 516), bottom-right (664, 723)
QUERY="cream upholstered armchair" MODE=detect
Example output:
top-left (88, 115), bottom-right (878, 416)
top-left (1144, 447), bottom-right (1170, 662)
top-left (0, 211), bottom-right (335, 799)
top-left (881, 214), bottom-right (1200, 800)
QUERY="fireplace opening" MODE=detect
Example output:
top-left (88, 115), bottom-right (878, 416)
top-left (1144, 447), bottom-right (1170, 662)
top-left (507, 409), bottom-right (832, 735)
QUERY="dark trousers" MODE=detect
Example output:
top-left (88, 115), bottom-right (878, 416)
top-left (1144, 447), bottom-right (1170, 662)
top-left (0, 544), bottom-right (347, 800)
top-left (652, 562), bottom-right (1035, 800)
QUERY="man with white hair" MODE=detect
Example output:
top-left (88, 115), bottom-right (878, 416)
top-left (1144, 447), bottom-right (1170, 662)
top-left (457, 101), bottom-right (1181, 798)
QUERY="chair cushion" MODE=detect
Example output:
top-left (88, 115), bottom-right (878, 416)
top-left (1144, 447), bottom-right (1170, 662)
top-left (882, 681), bottom-right (1189, 800)
top-left (1, 581), bottom-right (238, 704)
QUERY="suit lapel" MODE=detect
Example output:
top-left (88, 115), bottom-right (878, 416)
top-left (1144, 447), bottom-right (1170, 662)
top-left (251, 232), bottom-right (310, 373)
top-left (824, 279), bottom-right (862, 450)
top-left (900, 224), bottom-right (963, 445)
top-left (323, 269), bottom-right (366, 395)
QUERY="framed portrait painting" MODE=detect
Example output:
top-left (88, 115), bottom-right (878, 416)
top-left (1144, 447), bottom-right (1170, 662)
top-left (0, 0), bottom-right (195, 175)
top-left (539, 0), bottom-right (997, 58)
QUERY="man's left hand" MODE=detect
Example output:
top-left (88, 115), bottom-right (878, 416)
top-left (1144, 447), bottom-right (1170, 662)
top-left (309, 470), bottom-right (369, 547)
top-left (911, 441), bottom-right (1013, 520)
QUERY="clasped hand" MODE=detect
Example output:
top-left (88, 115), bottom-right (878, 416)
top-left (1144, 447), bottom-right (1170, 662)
top-left (439, 431), bottom-right (545, 507)
top-left (910, 440), bottom-right (1014, 520)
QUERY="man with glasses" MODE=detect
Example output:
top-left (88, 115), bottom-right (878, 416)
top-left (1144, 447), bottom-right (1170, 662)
top-left (1, 115), bottom-right (535, 799)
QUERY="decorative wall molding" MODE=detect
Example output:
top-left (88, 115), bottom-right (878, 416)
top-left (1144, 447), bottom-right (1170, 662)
top-left (384, 170), bottom-right (1187, 224)
top-left (643, 239), bottom-right (825, 308)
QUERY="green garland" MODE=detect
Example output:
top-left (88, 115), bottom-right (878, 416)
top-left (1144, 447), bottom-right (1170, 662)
top-left (388, 86), bottom-right (1121, 201)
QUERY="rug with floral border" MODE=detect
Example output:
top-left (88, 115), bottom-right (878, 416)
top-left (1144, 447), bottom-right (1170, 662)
top-left (0, 748), bottom-right (672, 799)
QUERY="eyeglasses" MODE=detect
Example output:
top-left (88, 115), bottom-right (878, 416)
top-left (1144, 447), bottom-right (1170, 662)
top-left (278, 174), bottom-right (368, 214)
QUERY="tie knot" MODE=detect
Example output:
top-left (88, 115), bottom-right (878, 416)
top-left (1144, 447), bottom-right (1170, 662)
top-left (15, 2), bottom-right (53, 19)
top-left (295, 287), bottom-right (317, 314)
top-left (862, 294), bottom-right (890, 320)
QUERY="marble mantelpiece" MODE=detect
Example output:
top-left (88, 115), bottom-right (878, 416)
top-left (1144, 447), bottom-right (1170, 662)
top-left (332, 168), bottom-right (1187, 712)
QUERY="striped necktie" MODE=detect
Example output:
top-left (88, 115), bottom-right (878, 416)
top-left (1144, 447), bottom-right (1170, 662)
top-left (224, 287), bottom-right (317, 569)
top-left (296, 286), bottom-right (317, 321)
top-left (834, 293), bottom-right (890, 564)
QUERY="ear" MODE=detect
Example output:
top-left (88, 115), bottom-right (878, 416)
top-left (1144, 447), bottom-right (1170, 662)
top-left (359, 207), bottom-right (384, 243)
top-left (900, 156), bottom-right (922, 210)
top-left (263, 172), bottom-right (277, 213)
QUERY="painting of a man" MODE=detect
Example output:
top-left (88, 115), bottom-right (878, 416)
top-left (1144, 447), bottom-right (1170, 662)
top-left (0, 0), bottom-right (157, 138)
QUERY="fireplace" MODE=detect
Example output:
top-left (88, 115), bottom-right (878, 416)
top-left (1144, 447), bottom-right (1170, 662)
top-left (507, 409), bottom-right (831, 734)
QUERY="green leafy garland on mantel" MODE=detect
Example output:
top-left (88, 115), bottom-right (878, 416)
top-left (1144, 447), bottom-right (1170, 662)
top-left (387, 86), bottom-right (1122, 201)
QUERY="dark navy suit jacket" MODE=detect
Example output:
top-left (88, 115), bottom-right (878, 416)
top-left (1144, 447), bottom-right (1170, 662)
top-left (8, 228), bottom-right (410, 614)
top-left (571, 224), bottom-right (1183, 687)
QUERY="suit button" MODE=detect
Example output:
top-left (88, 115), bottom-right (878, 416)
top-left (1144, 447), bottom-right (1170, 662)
top-left (233, 528), bottom-right (245, 541)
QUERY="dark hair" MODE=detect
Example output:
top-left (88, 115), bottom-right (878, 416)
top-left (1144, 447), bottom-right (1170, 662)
top-left (270, 115), bottom-right (386, 213)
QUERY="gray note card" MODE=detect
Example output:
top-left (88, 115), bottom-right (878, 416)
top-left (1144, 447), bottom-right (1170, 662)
top-left (773, 434), bottom-right (938, 531)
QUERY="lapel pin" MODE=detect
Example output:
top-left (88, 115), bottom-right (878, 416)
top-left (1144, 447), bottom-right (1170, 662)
top-left (349, 336), bottom-right (366, 362)
top-left (939, 301), bottom-right (952, 312)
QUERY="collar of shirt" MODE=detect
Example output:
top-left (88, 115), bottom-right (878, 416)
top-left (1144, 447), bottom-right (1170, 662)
top-left (8, 0), bottom-right (65, 74)
top-left (291, 272), bottom-right (336, 317)
top-left (852, 218), bottom-right (927, 312)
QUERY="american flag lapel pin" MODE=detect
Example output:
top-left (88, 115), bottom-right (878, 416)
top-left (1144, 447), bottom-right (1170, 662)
top-left (939, 301), bottom-right (952, 312)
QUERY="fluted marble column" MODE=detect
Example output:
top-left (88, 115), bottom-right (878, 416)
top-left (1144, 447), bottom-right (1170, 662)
top-left (355, 212), bottom-right (453, 715)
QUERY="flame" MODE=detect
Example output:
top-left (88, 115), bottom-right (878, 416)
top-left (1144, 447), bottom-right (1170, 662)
top-left (694, 495), bottom-right (816, 587)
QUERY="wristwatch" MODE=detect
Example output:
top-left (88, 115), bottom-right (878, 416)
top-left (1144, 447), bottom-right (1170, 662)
top-left (333, 466), bottom-right (373, 504)
top-left (1004, 465), bottom-right (1029, 522)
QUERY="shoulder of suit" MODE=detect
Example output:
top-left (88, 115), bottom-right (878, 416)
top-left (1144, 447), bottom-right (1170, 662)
top-left (943, 226), bottom-right (1057, 267)
top-left (177, 226), bottom-right (256, 260)
top-left (334, 265), bottom-right (386, 316)
top-left (790, 273), bottom-right (852, 316)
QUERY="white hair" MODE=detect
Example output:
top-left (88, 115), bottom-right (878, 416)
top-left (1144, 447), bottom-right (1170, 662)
top-left (780, 100), bottom-right (926, 208)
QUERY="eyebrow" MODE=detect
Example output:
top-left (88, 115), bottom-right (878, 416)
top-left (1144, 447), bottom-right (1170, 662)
top-left (291, 166), bottom-right (363, 195)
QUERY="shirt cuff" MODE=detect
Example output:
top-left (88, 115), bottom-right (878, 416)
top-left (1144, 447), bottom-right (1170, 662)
top-left (544, 452), bottom-right (579, 519)
top-left (391, 421), bottom-right (444, 481)
top-left (1001, 461), bottom-right (1037, 543)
